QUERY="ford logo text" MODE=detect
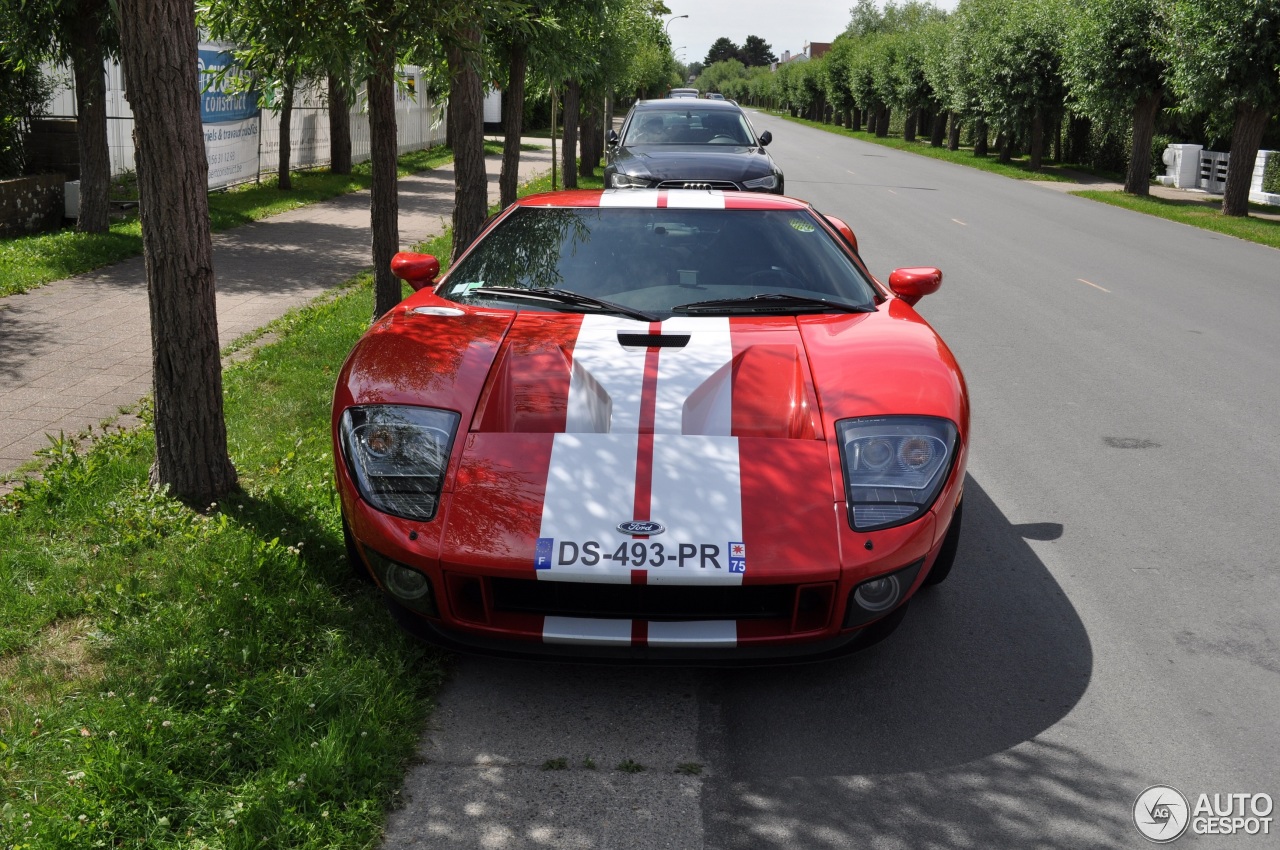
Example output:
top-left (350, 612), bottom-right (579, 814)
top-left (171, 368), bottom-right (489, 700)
top-left (618, 520), bottom-right (665, 535)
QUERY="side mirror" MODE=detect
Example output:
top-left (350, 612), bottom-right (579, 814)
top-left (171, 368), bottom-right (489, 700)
top-left (888, 267), bottom-right (942, 306)
top-left (823, 215), bottom-right (858, 253)
top-left (391, 252), bottom-right (441, 292)
top-left (607, 129), bottom-right (619, 146)
top-left (758, 130), bottom-right (772, 147)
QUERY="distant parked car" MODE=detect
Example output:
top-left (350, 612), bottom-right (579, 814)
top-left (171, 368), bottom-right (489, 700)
top-left (604, 98), bottom-right (784, 193)
top-left (668, 87), bottom-right (699, 98)
top-left (706, 92), bottom-right (725, 100)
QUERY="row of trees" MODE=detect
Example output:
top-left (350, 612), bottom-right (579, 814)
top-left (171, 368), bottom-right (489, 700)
top-left (702, 35), bottom-right (777, 68)
top-left (698, 0), bottom-right (1280, 218)
top-left (0, 0), bottom-right (680, 506)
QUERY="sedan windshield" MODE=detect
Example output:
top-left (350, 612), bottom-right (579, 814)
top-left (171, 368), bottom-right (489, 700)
top-left (440, 206), bottom-right (880, 318)
top-left (623, 109), bottom-right (757, 146)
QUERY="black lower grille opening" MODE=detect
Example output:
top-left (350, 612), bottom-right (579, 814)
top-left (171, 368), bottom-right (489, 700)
top-left (490, 578), bottom-right (795, 620)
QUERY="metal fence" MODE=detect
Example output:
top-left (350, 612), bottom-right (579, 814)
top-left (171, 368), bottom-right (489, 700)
top-left (43, 60), bottom-right (446, 184)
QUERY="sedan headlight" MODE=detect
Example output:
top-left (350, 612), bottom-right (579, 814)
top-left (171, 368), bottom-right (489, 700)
top-left (742, 174), bottom-right (778, 190)
top-left (610, 172), bottom-right (650, 188)
top-left (339, 405), bottom-right (459, 521)
top-left (837, 416), bottom-right (958, 531)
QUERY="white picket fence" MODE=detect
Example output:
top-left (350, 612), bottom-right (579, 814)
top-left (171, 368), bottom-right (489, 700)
top-left (44, 60), bottom-right (447, 185)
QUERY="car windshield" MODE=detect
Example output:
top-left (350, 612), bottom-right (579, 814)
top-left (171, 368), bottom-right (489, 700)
top-left (622, 108), bottom-right (756, 146)
top-left (440, 205), bottom-right (880, 318)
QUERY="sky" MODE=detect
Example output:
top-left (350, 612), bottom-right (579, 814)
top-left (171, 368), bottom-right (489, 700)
top-left (663, 0), bottom-right (959, 68)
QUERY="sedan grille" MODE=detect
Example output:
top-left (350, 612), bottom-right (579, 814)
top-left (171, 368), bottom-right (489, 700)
top-left (656, 180), bottom-right (739, 191)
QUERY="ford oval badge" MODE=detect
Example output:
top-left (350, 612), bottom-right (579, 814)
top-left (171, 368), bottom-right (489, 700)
top-left (618, 520), bottom-right (665, 535)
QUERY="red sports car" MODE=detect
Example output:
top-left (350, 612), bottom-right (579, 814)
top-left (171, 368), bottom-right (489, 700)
top-left (333, 189), bottom-right (968, 661)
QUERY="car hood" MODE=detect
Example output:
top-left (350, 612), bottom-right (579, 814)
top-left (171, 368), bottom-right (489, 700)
top-left (337, 301), bottom-right (966, 581)
top-left (614, 145), bottom-right (774, 181)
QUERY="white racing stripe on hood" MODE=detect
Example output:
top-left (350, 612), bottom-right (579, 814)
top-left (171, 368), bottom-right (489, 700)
top-left (599, 190), bottom-right (660, 208)
top-left (565, 314), bottom-right (651, 434)
top-left (654, 316), bottom-right (733, 435)
top-left (665, 190), bottom-right (727, 209)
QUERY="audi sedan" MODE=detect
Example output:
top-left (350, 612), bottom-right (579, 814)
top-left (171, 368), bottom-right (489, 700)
top-left (604, 99), bottom-right (784, 194)
top-left (333, 189), bottom-right (968, 662)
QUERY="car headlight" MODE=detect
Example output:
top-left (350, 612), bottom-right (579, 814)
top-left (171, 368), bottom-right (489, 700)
top-left (610, 172), bottom-right (650, 188)
top-left (339, 405), bottom-right (459, 521)
top-left (837, 416), bottom-right (958, 531)
top-left (742, 174), bottom-right (778, 190)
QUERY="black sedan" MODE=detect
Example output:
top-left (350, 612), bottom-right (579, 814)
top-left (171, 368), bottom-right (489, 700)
top-left (604, 99), bottom-right (784, 194)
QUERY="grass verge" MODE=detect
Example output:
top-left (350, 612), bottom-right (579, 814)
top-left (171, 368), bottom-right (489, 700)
top-left (1071, 190), bottom-right (1280, 250)
top-left (773, 113), bottom-right (1107, 183)
top-left (0, 143), bottom-right (507, 299)
top-left (0, 165), bottom-right (586, 849)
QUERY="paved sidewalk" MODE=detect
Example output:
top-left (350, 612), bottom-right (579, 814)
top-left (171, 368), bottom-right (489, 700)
top-left (0, 142), bottom-right (553, 478)
top-left (1029, 174), bottom-right (1280, 222)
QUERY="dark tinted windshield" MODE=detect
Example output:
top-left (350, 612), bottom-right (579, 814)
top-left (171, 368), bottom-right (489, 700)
top-left (440, 205), bottom-right (879, 317)
top-left (623, 108), bottom-right (756, 146)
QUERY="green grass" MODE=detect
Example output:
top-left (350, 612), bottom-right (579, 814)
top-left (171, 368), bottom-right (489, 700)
top-left (0, 278), bottom-right (444, 849)
top-left (0, 146), bottom-right (462, 299)
top-left (0, 165), bottom-right (581, 850)
top-left (1071, 191), bottom-right (1280, 250)
top-left (774, 113), bottom-right (1100, 183)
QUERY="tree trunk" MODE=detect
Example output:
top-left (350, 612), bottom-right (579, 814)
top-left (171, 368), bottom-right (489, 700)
top-left (366, 9), bottom-right (400, 318)
top-left (70, 3), bottom-right (111, 233)
top-left (499, 43), bottom-right (527, 208)
top-left (579, 99), bottom-right (599, 178)
top-left (930, 110), bottom-right (946, 147)
top-left (875, 106), bottom-right (890, 137)
top-left (903, 109), bottom-right (918, 142)
top-left (852, 106), bottom-right (861, 132)
top-left (1066, 114), bottom-right (1090, 164)
top-left (973, 118), bottom-right (988, 156)
top-left (561, 79), bottom-right (580, 189)
top-left (117, 0), bottom-right (237, 505)
top-left (865, 106), bottom-right (876, 135)
top-left (998, 131), bottom-right (1013, 163)
top-left (947, 113), bottom-right (961, 151)
top-left (278, 69), bottom-right (294, 190)
top-left (1028, 110), bottom-right (1045, 171)
top-left (328, 73), bottom-right (352, 175)
top-left (448, 23), bottom-right (487, 259)
top-left (1053, 112), bottom-right (1063, 163)
top-left (1222, 101), bottom-right (1270, 217)
top-left (1124, 90), bottom-right (1162, 196)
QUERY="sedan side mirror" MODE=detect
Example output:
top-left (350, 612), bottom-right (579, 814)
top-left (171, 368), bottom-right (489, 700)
top-left (888, 267), bottom-right (942, 306)
top-left (758, 130), bottom-right (772, 147)
top-left (391, 252), bottom-right (441, 292)
top-left (607, 129), bottom-right (619, 146)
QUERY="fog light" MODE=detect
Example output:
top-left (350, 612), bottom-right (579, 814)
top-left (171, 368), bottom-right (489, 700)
top-left (386, 562), bottom-right (430, 601)
top-left (844, 558), bottom-right (925, 628)
top-left (853, 575), bottom-right (900, 612)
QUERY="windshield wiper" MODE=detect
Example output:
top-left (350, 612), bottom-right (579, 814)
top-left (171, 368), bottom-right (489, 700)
top-left (468, 287), bottom-right (659, 322)
top-left (671, 293), bottom-right (875, 315)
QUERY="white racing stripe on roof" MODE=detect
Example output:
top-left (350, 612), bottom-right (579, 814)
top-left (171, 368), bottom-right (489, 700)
top-left (599, 190), bottom-right (660, 208)
top-left (543, 616), bottom-right (633, 645)
top-left (665, 190), bottom-right (726, 209)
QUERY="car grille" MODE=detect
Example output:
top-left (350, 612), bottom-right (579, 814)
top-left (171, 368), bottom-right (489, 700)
top-left (490, 577), bottom-right (795, 620)
top-left (656, 179), bottom-right (740, 191)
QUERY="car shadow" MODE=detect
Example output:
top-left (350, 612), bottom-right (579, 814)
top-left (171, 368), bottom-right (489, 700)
top-left (698, 473), bottom-right (1133, 847)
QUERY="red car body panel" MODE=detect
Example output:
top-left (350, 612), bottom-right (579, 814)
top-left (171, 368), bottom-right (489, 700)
top-left (332, 190), bottom-right (968, 660)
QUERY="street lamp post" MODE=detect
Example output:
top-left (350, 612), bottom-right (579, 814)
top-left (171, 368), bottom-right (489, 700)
top-left (664, 13), bottom-right (688, 34)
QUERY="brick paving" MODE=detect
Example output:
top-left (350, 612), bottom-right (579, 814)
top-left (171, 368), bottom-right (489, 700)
top-left (0, 144), bottom-right (552, 478)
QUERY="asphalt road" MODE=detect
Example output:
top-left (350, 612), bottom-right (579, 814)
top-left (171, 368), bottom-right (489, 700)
top-left (381, 112), bottom-right (1280, 849)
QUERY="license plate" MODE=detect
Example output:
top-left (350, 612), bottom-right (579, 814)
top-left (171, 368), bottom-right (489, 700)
top-left (536, 538), bottom-right (746, 574)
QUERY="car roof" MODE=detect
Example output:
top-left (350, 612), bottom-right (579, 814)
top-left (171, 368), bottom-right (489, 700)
top-left (513, 189), bottom-right (810, 212)
top-left (633, 98), bottom-right (743, 111)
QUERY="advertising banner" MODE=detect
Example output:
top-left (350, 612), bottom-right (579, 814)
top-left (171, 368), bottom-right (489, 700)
top-left (197, 45), bottom-right (261, 189)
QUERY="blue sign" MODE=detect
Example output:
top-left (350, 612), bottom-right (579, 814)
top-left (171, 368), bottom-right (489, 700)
top-left (197, 49), bottom-right (259, 124)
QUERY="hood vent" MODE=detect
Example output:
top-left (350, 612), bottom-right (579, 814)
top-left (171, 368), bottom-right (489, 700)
top-left (617, 333), bottom-right (690, 349)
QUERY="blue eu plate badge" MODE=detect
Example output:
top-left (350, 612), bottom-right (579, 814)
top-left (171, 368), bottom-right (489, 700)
top-left (534, 537), bottom-right (554, 570)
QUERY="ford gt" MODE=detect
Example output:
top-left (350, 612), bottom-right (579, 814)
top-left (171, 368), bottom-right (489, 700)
top-left (333, 189), bottom-right (968, 662)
